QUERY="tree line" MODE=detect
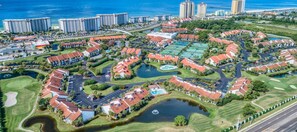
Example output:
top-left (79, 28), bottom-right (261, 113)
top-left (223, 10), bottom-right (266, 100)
top-left (0, 87), bottom-right (7, 132)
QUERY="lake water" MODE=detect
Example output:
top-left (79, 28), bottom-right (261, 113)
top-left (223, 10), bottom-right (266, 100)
top-left (0, 71), bottom-right (38, 79)
top-left (136, 63), bottom-right (178, 78)
top-left (1, 0), bottom-right (297, 27)
top-left (24, 98), bottom-right (208, 132)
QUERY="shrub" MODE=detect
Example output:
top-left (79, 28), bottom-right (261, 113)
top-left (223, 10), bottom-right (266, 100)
top-left (84, 79), bottom-right (97, 86)
top-left (174, 115), bottom-right (187, 126)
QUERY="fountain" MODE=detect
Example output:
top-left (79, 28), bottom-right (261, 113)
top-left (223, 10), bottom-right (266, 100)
top-left (152, 109), bottom-right (159, 115)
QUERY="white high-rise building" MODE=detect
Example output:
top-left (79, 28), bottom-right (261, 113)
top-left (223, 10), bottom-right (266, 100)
top-left (179, 0), bottom-right (195, 18)
top-left (96, 13), bottom-right (128, 27)
top-left (197, 2), bottom-right (207, 18)
top-left (231, 0), bottom-right (245, 15)
top-left (3, 17), bottom-right (51, 33)
top-left (59, 17), bottom-right (100, 33)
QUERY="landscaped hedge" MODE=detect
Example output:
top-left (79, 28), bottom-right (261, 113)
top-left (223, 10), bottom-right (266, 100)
top-left (89, 58), bottom-right (109, 68)
top-left (84, 79), bottom-right (97, 86)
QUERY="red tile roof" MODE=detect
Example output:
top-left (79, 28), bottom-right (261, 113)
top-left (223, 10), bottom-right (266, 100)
top-left (228, 77), bottom-right (251, 95)
top-left (181, 58), bottom-right (208, 73)
top-left (121, 48), bottom-right (141, 55)
top-left (113, 56), bottom-right (140, 78)
top-left (169, 76), bottom-right (221, 100)
top-left (147, 53), bottom-right (179, 63)
top-left (178, 34), bottom-right (199, 40)
top-left (47, 51), bottom-right (83, 63)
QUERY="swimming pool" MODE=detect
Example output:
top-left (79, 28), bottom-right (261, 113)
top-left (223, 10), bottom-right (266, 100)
top-left (160, 65), bottom-right (177, 71)
top-left (150, 89), bottom-right (167, 96)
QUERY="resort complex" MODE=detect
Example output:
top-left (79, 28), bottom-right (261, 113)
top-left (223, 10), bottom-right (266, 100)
top-left (1, 1), bottom-right (297, 132)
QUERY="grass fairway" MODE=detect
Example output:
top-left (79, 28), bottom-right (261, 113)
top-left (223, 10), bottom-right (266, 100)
top-left (83, 84), bottom-right (114, 96)
top-left (0, 76), bottom-right (42, 131)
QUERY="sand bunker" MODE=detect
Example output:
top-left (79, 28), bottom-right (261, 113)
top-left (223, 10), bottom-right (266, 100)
top-left (270, 78), bottom-right (280, 82)
top-left (290, 85), bottom-right (297, 89)
top-left (274, 87), bottom-right (284, 90)
top-left (4, 92), bottom-right (18, 107)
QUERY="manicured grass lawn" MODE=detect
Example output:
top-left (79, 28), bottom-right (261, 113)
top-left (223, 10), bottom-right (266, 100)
top-left (255, 94), bottom-right (283, 109)
top-left (0, 76), bottom-right (42, 131)
top-left (83, 84), bottom-right (113, 96)
top-left (89, 60), bottom-right (115, 74)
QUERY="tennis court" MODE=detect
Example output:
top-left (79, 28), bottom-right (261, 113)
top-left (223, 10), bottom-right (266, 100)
top-left (180, 42), bottom-right (208, 59)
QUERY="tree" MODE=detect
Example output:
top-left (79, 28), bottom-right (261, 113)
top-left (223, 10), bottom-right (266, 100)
top-left (13, 67), bottom-right (25, 75)
top-left (38, 98), bottom-right (50, 110)
top-left (0, 87), bottom-right (7, 131)
top-left (36, 73), bottom-right (45, 81)
top-left (243, 103), bottom-right (256, 117)
top-left (252, 80), bottom-right (268, 93)
top-left (72, 117), bottom-right (83, 127)
top-left (174, 115), bottom-right (187, 126)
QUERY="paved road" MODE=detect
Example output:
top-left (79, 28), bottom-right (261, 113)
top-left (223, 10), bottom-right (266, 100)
top-left (245, 103), bottom-right (297, 132)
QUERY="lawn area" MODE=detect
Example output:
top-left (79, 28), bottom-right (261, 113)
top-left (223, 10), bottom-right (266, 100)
top-left (83, 84), bottom-right (113, 96)
top-left (89, 60), bottom-right (115, 74)
top-left (0, 76), bottom-right (42, 131)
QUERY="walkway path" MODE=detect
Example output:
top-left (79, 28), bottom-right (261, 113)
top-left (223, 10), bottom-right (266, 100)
top-left (17, 92), bottom-right (40, 132)
top-left (251, 95), bottom-right (266, 110)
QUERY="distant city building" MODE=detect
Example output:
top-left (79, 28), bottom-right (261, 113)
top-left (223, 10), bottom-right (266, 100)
top-left (179, 0), bottom-right (195, 18)
top-left (214, 10), bottom-right (226, 16)
top-left (154, 15), bottom-right (172, 21)
top-left (129, 16), bottom-right (150, 23)
top-left (231, 0), bottom-right (245, 15)
top-left (96, 13), bottom-right (128, 27)
top-left (197, 2), bottom-right (207, 18)
top-left (59, 17), bottom-right (100, 33)
top-left (3, 17), bottom-right (51, 33)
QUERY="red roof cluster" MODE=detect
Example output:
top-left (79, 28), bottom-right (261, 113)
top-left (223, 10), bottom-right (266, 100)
top-left (90, 35), bottom-right (126, 41)
top-left (206, 37), bottom-right (239, 65)
top-left (61, 40), bottom-right (87, 47)
top-left (280, 48), bottom-right (297, 64)
top-left (221, 30), bottom-right (252, 37)
top-left (162, 23), bottom-right (177, 28)
top-left (178, 34), bottom-right (199, 40)
top-left (42, 69), bottom-right (69, 98)
top-left (161, 28), bottom-right (188, 33)
top-left (181, 58), bottom-right (208, 73)
top-left (13, 35), bottom-right (36, 41)
top-left (147, 53), bottom-right (179, 63)
top-left (113, 56), bottom-right (140, 78)
top-left (85, 45), bottom-right (101, 53)
top-left (50, 96), bottom-right (82, 122)
top-left (250, 61), bottom-right (288, 73)
top-left (228, 77), bottom-right (251, 96)
top-left (257, 39), bottom-right (295, 46)
top-left (169, 76), bottom-right (221, 100)
top-left (251, 32), bottom-right (267, 42)
top-left (147, 36), bottom-right (172, 47)
top-left (47, 51), bottom-right (83, 63)
top-left (105, 88), bottom-right (149, 114)
top-left (121, 48), bottom-right (141, 56)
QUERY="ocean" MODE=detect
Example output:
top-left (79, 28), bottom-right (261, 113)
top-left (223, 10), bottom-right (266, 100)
top-left (0, 0), bottom-right (297, 27)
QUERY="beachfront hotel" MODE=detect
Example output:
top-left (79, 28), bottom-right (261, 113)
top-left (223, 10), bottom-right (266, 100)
top-left (153, 15), bottom-right (172, 21)
top-left (179, 0), bottom-right (195, 18)
top-left (129, 16), bottom-right (150, 23)
top-left (197, 2), bottom-right (207, 18)
top-left (96, 13), bottom-right (128, 27)
top-left (3, 17), bottom-right (51, 33)
top-left (231, 0), bottom-right (246, 14)
top-left (58, 17), bottom-right (101, 33)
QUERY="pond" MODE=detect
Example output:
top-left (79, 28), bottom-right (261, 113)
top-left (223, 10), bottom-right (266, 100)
top-left (51, 44), bottom-right (59, 50)
top-left (24, 99), bottom-right (208, 132)
top-left (23, 115), bottom-right (58, 132)
top-left (132, 98), bottom-right (209, 122)
top-left (0, 71), bottom-right (38, 79)
top-left (136, 63), bottom-right (178, 78)
top-left (270, 71), bottom-right (297, 78)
